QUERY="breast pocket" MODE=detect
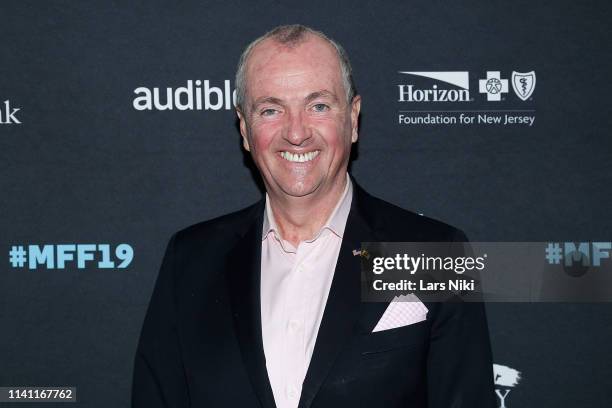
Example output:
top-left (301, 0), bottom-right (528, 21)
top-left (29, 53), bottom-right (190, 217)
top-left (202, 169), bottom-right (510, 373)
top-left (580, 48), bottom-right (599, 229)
top-left (358, 320), bottom-right (429, 356)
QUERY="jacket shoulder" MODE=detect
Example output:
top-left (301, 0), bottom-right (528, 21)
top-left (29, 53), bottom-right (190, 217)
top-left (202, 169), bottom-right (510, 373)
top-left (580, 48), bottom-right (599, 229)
top-left (171, 200), bottom-right (263, 255)
top-left (359, 189), bottom-right (467, 242)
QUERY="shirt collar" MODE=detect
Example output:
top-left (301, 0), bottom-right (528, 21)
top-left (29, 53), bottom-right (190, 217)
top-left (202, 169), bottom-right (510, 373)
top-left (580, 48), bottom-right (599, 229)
top-left (262, 173), bottom-right (353, 242)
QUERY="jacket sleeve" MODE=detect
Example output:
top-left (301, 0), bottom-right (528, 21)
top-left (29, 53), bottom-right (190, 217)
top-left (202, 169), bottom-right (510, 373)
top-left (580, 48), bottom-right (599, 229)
top-left (132, 233), bottom-right (190, 408)
top-left (425, 229), bottom-right (496, 408)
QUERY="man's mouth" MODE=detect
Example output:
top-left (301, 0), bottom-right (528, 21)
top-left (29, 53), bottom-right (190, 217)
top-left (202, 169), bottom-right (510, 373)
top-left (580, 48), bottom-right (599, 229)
top-left (279, 150), bottom-right (320, 163)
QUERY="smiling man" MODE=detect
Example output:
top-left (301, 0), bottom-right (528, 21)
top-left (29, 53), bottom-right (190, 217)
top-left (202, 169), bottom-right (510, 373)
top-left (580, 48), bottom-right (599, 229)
top-left (235, 26), bottom-right (360, 248)
top-left (132, 25), bottom-right (495, 408)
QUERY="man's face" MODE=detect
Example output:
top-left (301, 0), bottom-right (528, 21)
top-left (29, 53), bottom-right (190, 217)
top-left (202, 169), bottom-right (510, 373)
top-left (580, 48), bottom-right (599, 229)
top-left (237, 35), bottom-right (361, 200)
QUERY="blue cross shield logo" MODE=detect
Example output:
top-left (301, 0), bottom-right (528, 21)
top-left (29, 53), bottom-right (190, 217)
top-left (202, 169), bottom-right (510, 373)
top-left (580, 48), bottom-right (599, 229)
top-left (511, 71), bottom-right (536, 101)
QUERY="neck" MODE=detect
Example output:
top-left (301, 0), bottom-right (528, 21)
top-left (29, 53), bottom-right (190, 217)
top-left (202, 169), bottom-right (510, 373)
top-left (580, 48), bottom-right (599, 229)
top-left (267, 176), bottom-right (347, 247)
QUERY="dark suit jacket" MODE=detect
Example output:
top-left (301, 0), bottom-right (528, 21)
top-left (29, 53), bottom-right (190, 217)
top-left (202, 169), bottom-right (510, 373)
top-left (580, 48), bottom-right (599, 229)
top-left (132, 180), bottom-right (495, 408)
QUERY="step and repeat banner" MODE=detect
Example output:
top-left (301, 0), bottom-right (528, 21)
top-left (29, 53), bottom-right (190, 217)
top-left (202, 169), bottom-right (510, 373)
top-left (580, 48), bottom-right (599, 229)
top-left (2, 1), bottom-right (611, 407)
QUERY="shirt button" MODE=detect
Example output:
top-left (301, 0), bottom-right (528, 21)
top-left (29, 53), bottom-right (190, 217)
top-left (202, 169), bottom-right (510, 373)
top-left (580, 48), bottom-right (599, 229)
top-left (287, 385), bottom-right (298, 399)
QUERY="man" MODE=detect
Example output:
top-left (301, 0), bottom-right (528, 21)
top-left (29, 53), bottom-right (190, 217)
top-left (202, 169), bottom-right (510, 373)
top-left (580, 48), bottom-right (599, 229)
top-left (132, 24), bottom-right (495, 408)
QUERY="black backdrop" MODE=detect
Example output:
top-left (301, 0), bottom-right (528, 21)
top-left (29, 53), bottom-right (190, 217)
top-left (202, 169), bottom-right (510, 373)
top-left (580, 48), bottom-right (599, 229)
top-left (2, 1), bottom-right (611, 407)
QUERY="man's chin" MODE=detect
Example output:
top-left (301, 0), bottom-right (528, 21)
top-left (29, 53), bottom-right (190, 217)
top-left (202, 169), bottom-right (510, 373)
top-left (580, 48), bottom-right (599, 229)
top-left (274, 180), bottom-right (321, 199)
top-left (279, 187), bottom-right (317, 198)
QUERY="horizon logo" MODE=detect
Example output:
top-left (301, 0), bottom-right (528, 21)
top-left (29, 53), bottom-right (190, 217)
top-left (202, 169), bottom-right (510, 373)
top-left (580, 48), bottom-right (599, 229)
top-left (398, 71), bottom-right (470, 102)
top-left (133, 80), bottom-right (236, 111)
top-left (479, 71), bottom-right (509, 101)
top-left (512, 71), bottom-right (536, 100)
top-left (0, 100), bottom-right (21, 124)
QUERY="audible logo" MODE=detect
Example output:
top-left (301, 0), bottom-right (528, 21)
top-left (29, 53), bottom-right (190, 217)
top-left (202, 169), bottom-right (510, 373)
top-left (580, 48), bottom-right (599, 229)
top-left (133, 80), bottom-right (236, 111)
top-left (0, 100), bottom-right (21, 124)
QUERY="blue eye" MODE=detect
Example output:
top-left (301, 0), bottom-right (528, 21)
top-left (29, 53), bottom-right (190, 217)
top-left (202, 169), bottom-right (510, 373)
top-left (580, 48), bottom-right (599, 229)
top-left (312, 103), bottom-right (329, 112)
top-left (261, 108), bottom-right (278, 116)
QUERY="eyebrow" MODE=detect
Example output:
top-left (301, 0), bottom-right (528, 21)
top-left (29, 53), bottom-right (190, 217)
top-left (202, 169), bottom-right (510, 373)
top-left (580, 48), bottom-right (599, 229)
top-left (251, 90), bottom-right (339, 112)
top-left (251, 96), bottom-right (284, 112)
top-left (304, 90), bottom-right (338, 104)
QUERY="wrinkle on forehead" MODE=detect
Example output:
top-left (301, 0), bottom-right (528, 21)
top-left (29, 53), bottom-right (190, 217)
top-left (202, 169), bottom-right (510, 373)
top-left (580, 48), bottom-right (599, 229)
top-left (250, 34), bottom-right (332, 64)
top-left (244, 36), bottom-right (344, 103)
top-left (249, 39), bottom-right (339, 74)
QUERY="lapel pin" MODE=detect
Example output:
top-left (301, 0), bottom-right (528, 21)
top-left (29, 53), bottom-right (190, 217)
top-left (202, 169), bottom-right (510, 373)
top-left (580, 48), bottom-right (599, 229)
top-left (352, 249), bottom-right (370, 259)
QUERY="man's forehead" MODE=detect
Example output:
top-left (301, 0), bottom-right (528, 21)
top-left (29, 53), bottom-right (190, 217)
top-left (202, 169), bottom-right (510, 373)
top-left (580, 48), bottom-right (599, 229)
top-left (245, 35), bottom-right (343, 90)
top-left (250, 33), bottom-right (338, 63)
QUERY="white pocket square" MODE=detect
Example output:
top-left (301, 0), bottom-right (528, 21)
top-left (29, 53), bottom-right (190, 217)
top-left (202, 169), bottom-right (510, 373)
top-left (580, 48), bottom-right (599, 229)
top-left (372, 294), bottom-right (428, 333)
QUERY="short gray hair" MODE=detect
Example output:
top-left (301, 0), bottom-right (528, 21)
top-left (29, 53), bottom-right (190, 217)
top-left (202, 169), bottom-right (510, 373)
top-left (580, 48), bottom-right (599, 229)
top-left (235, 24), bottom-right (357, 111)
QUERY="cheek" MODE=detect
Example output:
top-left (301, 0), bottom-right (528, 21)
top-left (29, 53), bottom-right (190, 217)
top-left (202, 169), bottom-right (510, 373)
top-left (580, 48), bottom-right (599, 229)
top-left (249, 123), bottom-right (280, 152)
top-left (315, 120), bottom-right (352, 150)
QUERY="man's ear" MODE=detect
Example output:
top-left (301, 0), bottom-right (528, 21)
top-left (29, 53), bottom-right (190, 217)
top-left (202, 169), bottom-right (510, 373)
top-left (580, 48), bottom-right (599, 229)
top-left (236, 108), bottom-right (250, 152)
top-left (350, 95), bottom-right (361, 143)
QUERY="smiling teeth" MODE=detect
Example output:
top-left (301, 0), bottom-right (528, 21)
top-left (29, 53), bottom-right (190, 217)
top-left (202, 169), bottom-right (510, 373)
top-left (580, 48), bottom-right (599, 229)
top-left (280, 150), bottom-right (320, 163)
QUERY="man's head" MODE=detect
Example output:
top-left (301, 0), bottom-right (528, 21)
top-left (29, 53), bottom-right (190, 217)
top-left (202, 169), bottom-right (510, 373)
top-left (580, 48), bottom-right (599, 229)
top-left (235, 24), bottom-right (361, 200)
top-left (235, 25), bottom-right (356, 111)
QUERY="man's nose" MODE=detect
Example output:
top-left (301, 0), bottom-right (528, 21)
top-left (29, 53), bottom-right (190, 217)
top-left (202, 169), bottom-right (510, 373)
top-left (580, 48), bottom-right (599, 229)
top-left (283, 111), bottom-right (311, 146)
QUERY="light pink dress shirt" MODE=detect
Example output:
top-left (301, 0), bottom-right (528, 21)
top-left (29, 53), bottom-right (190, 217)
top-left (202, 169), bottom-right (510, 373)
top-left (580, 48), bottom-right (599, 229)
top-left (260, 174), bottom-right (353, 408)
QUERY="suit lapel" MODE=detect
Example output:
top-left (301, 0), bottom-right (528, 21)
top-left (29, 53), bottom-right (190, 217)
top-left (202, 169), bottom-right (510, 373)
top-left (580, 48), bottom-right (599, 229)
top-left (225, 203), bottom-right (277, 408)
top-left (225, 183), bottom-right (385, 408)
top-left (298, 184), bottom-right (379, 408)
